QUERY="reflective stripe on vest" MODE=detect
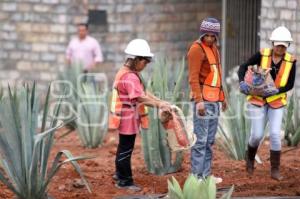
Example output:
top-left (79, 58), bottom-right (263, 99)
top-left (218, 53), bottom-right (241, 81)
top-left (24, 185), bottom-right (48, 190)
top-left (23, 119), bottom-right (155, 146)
top-left (260, 48), bottom-right (272, 69)
top-left (247, 48), bottom-right (293, 108)
top-left (275, 53), bottom-right (293, 87)
top-left (108, 67), bottom-right (149, 130)
top-left (199, 42), bottom-right (224, 102)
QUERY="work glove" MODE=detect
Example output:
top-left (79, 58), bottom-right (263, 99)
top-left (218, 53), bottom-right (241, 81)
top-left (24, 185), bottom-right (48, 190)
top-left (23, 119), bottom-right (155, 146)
top-left (239, 81), bottom-right (250, 95)
top-left (262, 87), bottom-right (279, 98)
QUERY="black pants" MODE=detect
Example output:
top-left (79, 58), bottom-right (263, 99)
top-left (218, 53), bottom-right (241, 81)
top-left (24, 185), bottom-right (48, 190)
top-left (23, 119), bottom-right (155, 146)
top-left (115, 134), bottom-right (136, 186)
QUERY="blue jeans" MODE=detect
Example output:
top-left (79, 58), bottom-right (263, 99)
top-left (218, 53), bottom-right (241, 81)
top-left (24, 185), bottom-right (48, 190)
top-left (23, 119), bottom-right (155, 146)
top-left (191, 102), bottom-right (220, 178)
top-left (247, 104), bottom-right (284, 151)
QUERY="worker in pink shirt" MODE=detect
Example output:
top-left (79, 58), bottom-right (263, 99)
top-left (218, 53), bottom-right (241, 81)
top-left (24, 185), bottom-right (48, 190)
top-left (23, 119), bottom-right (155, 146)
top-left (109, 39), bottom-right (172, 191)
top-left (66, 23), bottom-right (103, 72)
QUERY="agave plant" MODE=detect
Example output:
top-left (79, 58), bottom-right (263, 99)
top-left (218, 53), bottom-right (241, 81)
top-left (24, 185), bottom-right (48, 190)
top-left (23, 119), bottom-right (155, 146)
top-left (57, 64), bottom-right (82, 130)
top-left (0, 83), bottom-right (91, 199)
top-left (58, 64), bottom-right (108, 148)
top-left (284, 91), bottom-right (300, 146)
top-left (166, 175), bottom-right (234, 199)
top-left (141, 58), bottom-right (189, 175)
top-left (217, 87), bottom-right (251, 160)
top-left (75, 83), bottom-right (108, 148)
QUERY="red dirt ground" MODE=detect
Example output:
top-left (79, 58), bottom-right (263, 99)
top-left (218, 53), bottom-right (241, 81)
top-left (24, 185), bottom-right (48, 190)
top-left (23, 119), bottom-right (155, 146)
top-left (1, 129), bottom-right (300, 199)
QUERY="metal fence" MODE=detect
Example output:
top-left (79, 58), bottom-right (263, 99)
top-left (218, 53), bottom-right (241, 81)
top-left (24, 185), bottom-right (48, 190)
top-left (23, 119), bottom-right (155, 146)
top-left (223, 0), bottom-right (261, 75)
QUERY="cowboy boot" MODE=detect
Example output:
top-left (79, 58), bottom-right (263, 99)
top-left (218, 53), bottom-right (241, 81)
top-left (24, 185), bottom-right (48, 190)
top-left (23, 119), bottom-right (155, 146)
top-left (245, 144), bottom-right (258, 175)
top-left (270, 150), bottom-right (283, 181)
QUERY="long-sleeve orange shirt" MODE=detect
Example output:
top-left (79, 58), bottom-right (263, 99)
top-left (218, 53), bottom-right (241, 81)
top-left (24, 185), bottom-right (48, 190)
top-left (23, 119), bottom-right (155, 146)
top-left (187, 40), bottom-right (220, 103)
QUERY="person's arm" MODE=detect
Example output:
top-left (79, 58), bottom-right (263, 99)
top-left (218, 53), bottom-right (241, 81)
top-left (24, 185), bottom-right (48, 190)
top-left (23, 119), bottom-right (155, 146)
top-left (187, 43), bottom-right (204, 103)
top-left (93, 39), bottom-right (104, 64)
top-left (146, 91), bottom-right (161, 101)
top-left (121, 74), bottom-right (172, 111)
top-left (65, 41), bottom-right (73, 66)
top-left (238, 51), bottom-right (261, 82)
top-left (137, 94), bottom-right (168, 108)
top-left (278, 60), bottom-right (296, 93)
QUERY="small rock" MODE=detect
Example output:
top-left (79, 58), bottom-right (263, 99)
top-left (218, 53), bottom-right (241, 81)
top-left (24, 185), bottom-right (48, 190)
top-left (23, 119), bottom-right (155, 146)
top-left (72, 178), bottom-right (85, 189)
top-left (58, 185), bottom-right (65, 191)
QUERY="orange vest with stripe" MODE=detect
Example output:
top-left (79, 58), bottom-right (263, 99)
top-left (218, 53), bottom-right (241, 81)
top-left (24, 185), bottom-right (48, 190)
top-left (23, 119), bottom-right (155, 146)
top-left (247, 48), bottom-right (294, 108)
top-left (200, 43), bottom-right (225, 102)
top-left (108, 67), bottom-right (149, 130)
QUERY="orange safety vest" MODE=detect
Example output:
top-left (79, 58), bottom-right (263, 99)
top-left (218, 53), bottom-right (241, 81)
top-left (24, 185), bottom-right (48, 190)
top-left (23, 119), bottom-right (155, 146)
top-left (200, 42), bottom-right (225, 102)
top-left (108, 67), bottom-right (149, 130)
top-left (247, 48), bottom-right (294, 108)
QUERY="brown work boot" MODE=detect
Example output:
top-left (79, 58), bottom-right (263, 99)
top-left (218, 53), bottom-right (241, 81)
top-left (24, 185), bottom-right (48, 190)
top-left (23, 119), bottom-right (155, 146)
top-left (270, 150), bottom-right (283, 181)
top-left (245, 144), bottom-right (258, 175)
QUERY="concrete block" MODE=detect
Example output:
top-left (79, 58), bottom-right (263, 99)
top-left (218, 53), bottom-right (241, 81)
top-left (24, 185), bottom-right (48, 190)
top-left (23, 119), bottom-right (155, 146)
top-left (17, 3), bottom-right (32, 12)
top-left (42, 0), bottom-right (59, 4)
top-left (17, 23), bottom-right (32, 32)
top-left (0, 13), bottom-right (9, 20)
top-left (33, 4), bottom-right (50, 12)
top-left (116, 4), bottom-right (132, 12)
top-left (11, 13), bottom-right (23, 21)
top-left (2, 3), bottom-right (17, 12)
top-left (17, 61), bottom-right (32, 71)
top-left (32, 43), bottom-right (49, 52)
top-left (0, 52), bottom-right (8, 59)
top-left (262, 0), bottom-right (274, 8)
top-left (32, 24), bottom-right (49, 33)
top-left (9, 52), bottom-right (23, 60)
top-left (41, 53), bottom-right (57, 61)
top-left (2, 23), bottom-right (16, 31)
top-left (17, 43), bottom-right (32, 51)
top-left (280, 9), bottom-right (296, 20)
top-left (1, 32), bottom-right (18, 41)
top-left (23, 53), bottom-right (40, 61)
top-left (49, 44), bottom-right (66, 53)
top-left (274, 0), bottom-right (287, 7)
top-left (31, 62), bottom-right (50, 70)
top-left (50, 24), bottom-right (66, 34)
top-left (54, 5), bottom-right (68, 13)
top-left (2, 42), bottom-right (15, 50)
top-left (287, 0), bottom-right (297, 9)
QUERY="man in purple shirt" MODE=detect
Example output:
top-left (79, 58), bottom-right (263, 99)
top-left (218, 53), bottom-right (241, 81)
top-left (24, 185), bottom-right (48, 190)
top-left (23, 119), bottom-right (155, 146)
top-left (66, 23), bottom-right (103, 72)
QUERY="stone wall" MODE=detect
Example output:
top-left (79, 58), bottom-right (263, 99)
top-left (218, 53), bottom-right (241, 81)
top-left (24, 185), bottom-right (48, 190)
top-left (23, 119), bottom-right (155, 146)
top-left (0, 0), bottom-right (221, 90)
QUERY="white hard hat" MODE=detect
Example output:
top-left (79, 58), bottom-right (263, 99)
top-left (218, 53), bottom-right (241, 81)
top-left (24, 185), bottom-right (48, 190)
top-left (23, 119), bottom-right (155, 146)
top-left (124, 39), bottom-right (154, 58)
top-left (269, 26), bottom-right (293, 42)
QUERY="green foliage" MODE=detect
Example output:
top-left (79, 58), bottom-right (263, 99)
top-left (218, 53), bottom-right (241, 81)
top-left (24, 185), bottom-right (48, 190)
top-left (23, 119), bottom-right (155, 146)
top-left (141, 58), bottom-right (188, 175)
top-left (167, 175), bottom-right (234, 199)
top-left (217, 88), bottom-right (251, 160)
top-left (58, 64), bottom-right (108, 148)
top-left (58, 64), bottom-right (83, 130)
top-left (0, 83), bottom-right (91, 199)
top-left (75, 83), bottom-right (108, 148)
top-left (284, 91), bottom-right (300, 146)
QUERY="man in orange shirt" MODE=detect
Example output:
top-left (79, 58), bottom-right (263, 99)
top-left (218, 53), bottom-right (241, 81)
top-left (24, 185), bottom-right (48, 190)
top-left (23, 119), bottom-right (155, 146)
top-left (187, 17), bottom-right (227, 181)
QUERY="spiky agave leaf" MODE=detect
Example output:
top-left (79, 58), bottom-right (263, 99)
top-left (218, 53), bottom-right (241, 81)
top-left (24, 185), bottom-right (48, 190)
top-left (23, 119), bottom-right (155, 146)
top-left (219, 185), bottom-right (234, 199)
top-left (284, 91), bottom-right (300, 146)
top-left (217, 89), bottom-right (251, 160)
top-left (0, 83), bottom-right (91, 199)
top-left (141, 58), bottom-right (187, 175)
top-left (167, 176), bottom-right (184, 199)
top-left (182, 175), bottom-right (202, 199)
top-left (75, 82), bottom-right (108, 148)
top-left (167, 175), bottom-right (233, 199)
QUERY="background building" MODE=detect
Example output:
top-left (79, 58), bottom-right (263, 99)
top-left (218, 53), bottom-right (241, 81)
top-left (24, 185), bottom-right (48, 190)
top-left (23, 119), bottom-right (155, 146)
top-left (0, 0), bottom-right (299, 91)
